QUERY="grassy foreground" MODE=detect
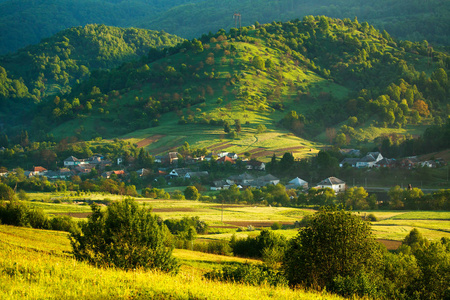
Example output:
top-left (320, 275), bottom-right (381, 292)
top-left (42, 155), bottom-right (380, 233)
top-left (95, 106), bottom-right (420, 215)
top-left (0, 225), bottom-right (345, 300)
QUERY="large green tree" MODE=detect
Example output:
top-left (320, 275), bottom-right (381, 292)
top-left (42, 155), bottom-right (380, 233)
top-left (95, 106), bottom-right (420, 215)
top-left (70, 198), bottom-right (178, 272)
top-left (283, 207), bottom-right (382, 291)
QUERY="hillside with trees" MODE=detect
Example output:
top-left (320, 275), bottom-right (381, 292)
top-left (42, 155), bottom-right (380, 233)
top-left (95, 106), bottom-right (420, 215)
top-left (0, 25), bottom-right (183, 125)
top-left (17, 16), bottom-right (448, 149)
top-left (0, 0), bottom-right (449, 55)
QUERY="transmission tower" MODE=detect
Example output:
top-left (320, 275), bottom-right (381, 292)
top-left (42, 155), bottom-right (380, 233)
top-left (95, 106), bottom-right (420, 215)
top-left (233, 13), bottom-right (241, 36)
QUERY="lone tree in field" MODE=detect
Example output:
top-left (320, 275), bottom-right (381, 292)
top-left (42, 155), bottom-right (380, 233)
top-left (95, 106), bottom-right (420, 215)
top-left (184, 186), bottom-right (200, 200)
top-left (283, 207), bottom-right (382, 291)
top-left (70, 198), bottom-right (178, 272)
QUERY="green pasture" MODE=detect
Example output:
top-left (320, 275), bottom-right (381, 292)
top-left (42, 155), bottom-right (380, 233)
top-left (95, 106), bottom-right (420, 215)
top-left (388, 211), bottom-right (450, 220)
top-left (19, 194), bottom-right (450, 243)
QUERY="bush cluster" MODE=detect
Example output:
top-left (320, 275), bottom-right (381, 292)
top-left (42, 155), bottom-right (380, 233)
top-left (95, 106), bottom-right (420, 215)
top-left (0, 200), bottom-right (78, 232)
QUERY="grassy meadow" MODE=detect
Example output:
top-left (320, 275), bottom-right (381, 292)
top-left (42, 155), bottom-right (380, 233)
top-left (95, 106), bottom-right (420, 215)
top-left (2, 194), bottom-right (449, 299)
top-left (0, 224), bottom-right (347, 300)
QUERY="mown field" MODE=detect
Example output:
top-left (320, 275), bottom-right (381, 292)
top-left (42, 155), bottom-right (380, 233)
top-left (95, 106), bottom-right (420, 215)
top-left (0, 224), bottom-right (346, 300)
top-left (22, 194), bottom-right (450, 245)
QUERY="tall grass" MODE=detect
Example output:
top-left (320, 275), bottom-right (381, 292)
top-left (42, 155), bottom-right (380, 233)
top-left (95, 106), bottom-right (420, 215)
top-left (0, 225), bottom-right (346, 300)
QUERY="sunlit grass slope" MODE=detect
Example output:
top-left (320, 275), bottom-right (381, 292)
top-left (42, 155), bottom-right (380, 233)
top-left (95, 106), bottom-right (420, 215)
top-left (0, 225), bottom-right (346, 299)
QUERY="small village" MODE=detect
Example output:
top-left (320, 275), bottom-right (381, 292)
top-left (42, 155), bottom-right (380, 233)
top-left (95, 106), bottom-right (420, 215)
top-left (0, 148), bottom-right (445, 196)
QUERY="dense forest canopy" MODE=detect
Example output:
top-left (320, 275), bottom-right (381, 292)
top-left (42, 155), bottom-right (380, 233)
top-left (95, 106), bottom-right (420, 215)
top-left (0, 0), bottom-right (449, 55)
top-left (0, 24), bottom-right (183, 124)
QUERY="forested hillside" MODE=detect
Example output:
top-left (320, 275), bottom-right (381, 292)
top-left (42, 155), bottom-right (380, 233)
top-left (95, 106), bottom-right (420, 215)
top-left (26, 16), bottom-right (449, 147)
top-left (0, 0), bottom-right (449, 55)
top-left (0, 0), bottom-right (196, 54)
top-left (0, 25), bottom-right (183, 124)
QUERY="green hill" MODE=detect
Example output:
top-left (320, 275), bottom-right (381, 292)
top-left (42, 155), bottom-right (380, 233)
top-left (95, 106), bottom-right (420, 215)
top-left (0, 0), bottom-right (449, 55)
top-left (0, 24), bottom-right (183, 99)
top-left (31, 16), bottom-right (448, 156)
top-left (0, 0), bottom-right (197, 54)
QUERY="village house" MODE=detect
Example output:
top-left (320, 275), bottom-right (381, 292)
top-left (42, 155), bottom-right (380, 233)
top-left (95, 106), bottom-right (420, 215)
top-left (101, 170), bottom-right (125, 179)
top-left (155, 152), bottom-right (180, 165)
top-left (285, 177), bottom-right (308, 190)
top-left (400, 156), bottom-right (420, 169)
top-left (316, 177), bottom-right (346, 193)
top-left (185, 171), bottom-right (209, 179)
top-left (64, 156), bottom-right (82, 167)
top-left (374, 158), bottom-right (396, 168)
top-left (227, 153), bottom-right (239, 160)
top-left (339, 158), bottom-right (360, 168)
top-left (74, 164), bottom-right (95, 175)
top-left (45, 169), bottom-right (73, 180)
top-left (210, 180), bottom-right (230, 191)
top-left (245, 160), bottom-right (266, 171)
top-left (226, 173), bottom-right (255, 186)
top-left (136, 168), bottom-right (151, 177)
top-left (340, 152), bottom-right (384, 168)
top-left (356, 152), bottom-right (383, 168)
top-left (217, 156), bottom-right (235, 164)
top-left (204, 152), bottom-right (217, 161)
top-left (250, 174), bottom-right (280, 188)
top-left (169, 168), bottom-right (191, 178)
top-left (32, 166), bottom-right (47, 175)
top-left (419, 160), bottom-right (436, 168)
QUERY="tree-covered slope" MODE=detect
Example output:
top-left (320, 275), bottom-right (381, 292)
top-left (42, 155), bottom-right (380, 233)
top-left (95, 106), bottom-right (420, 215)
top-left (0, 24), bottom-right (183, 106)
top-left (0, 0), bottom-right (198, 54)
top-left (111, 0), bottom-right (450, 47)
top-left (0, 0), bottom-right (449, 55)
top-left (33, 17), bottom-right (449, 149)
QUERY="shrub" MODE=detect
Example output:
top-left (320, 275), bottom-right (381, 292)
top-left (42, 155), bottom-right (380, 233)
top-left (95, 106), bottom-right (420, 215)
top-left (230, 229), bottom-right (287, 258)
top-left (70, 198), bottom-right (179, 272)
top-left (367, 213), bottom-right (377, 222)
top-left (0, 200), bottom-right (29, 226)
top-left (0, 183), bottom-right (15, 201)
top-left (50, 215), bottom-right (79, 233)
top-left (271, 222), bottom-right (283, 230)
top-left (204, 263), bottom-right (287, 286)
top-left (28, 208), bottom-right (51, 229)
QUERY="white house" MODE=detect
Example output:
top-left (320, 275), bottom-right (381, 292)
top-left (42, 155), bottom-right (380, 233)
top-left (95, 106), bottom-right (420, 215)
top-left (355, 152), bottom-right (383, 168)
top-left (316, 177), bottom-right (346, 193)
top-left (64, 156), bottom-right (80, 167)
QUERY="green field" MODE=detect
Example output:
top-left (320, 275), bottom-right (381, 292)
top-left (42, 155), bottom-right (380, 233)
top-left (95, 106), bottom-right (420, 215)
top-left (2, 196), bottom-right (449, 299)
top-left (22, 195), bottom-right (450, 242)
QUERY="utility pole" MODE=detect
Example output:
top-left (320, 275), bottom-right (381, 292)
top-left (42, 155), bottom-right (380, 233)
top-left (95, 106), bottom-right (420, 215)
top-left (233, 13), bottom-right (241, 36)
